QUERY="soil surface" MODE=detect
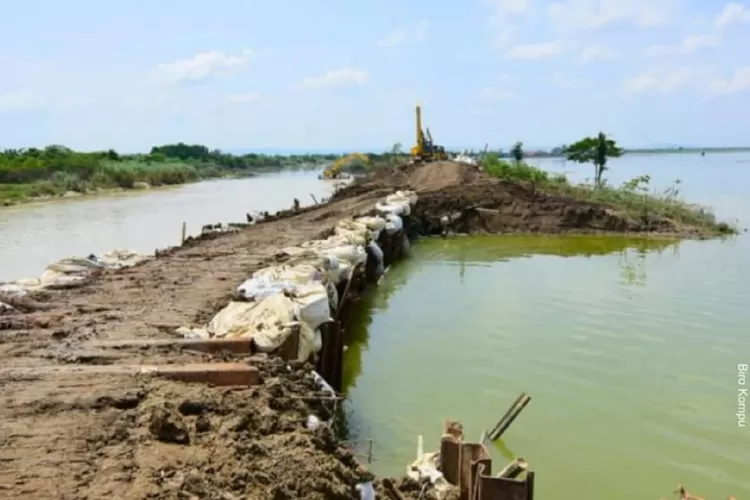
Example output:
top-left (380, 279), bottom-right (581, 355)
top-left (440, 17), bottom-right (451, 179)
top-left (0, 162), bottom-right (700, 499)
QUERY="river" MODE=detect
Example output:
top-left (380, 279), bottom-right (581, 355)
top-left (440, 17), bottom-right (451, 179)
top-left (0, 170), bottom-right (334, 282)
top-left (343, 152), bottom-right (750, 500)
top-left (1, 154), bottom-right (748, 498)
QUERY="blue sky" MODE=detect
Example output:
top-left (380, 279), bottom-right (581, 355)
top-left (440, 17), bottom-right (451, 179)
top-left (0, 0), bottom-right (749, 152)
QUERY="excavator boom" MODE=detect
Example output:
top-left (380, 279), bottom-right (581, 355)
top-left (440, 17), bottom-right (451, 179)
top-left (410, 104), bottom-right (447, 163)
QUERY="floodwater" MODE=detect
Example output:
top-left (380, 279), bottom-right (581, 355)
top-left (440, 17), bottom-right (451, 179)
top-left (1, 152), bottom-right (748, 498)
top-left (0, 170), bottom-right (333, 281)
top-left (342, 152), bottom-right (750, 500)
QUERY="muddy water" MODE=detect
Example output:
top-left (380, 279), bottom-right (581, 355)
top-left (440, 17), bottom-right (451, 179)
top-left (343, 153), bottom-right (750, 499)
top-left (0, 171), bottom-right (333, 281)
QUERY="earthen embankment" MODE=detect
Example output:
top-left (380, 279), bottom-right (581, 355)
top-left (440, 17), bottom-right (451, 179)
top-left (0, 161), bottom-right (712, 499)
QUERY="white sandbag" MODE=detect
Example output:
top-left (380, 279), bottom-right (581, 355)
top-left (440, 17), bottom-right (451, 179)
top-left (313, 328), bottom-right (323, 353)
top-left (276, 248), bottom-right (343, 284)
top-left (392, 189), bottom-right (418, 205)
top-left (357, 482), bottom-right (375, 500)
top-left (95, 249), bottom-right (151, 269)
top-left (0, 283), bottom-right (30, 297)
top-left (356, 215), bottom-right (387, 232)
top-left (39, 269), bottom-right (89, 288)
top-left (253, 264), bottom-right (325, 285)
top-left (334, 227), bottom-right (368, 246)
top-left (368, 241), bottom-right (385, 278)
top-left (368, 241), bottom-right (384, 264)
top-left (237, 276), bottom-right (297, 301)
top-left (290, 283), bottom-right (331, 331)
top-left (327, 244), bottom-right (367, 267)
top-left (208, 296), bottom-right (317, 361)
top-left (45, 257), bottom-right (101, 275)
top-left (0, 301), bottom-right (13, 312)
top-left (375, 200), bottom-right (411, 216)
top-left (384, 213), bottom-right (403, 234)
top-left (325, 280), bottom-right (339, 309)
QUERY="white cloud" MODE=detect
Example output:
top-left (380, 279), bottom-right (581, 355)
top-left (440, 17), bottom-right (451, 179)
top-left (553, 72), bottom-right (585, 88)
top-left (547, 0), bottom-right (679, 31)
top-left (709, 67), bottom-right (750, 94)
top-left (647, 33), bottom-right (721, 56)
top-left (714, 3), bottom-right (750, 28)
top-left (485, 0), bottom-right (529, 49)
top-left (223, 93), bottom-right (260, 104)
top-left (579, 45), bottom-right (614, 62)
top-left (623, 67), bottom-right (706, 93)
top-left (297, 67), bottom-right (369, 89)
top-left (0, 91), bottom-right (43, 111)
top-left (506, 40), bottom-right (565, 59)
top-left (157, 49), bottom-right (254, 83)
top-left (378, 19), bottom-right (430, 47)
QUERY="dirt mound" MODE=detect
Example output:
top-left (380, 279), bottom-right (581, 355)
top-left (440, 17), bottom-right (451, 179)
top-left (409, 179), bottom-right (657, 235)
top-left (406, 161), bottom-right (482, 192)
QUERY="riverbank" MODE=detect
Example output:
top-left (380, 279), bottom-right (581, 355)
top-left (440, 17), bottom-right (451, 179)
top-left (0, 143), bottom-right (333, 205)
top-left (336, 160), bottom-right (734, 237)
top-left (0, 161), bottom-right (734, 499)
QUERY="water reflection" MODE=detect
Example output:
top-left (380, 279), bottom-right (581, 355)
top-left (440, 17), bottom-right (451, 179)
top-left (340, 232), bottom-right (750, 499)
top-left (342, 235), bottom-right (679, 393)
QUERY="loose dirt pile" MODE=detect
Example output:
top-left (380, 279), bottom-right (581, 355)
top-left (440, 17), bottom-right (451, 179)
top-left (406, 161), bottom-right (482, 193)
top-left (0, 357), bottom-right (437, 499)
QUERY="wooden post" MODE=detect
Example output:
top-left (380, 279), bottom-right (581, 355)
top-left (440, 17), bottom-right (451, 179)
top-left (180, 221), bottom-right (187, 245)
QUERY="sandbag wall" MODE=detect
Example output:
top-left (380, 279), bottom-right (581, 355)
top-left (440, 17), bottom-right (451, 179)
top-left (178, 190), bottom-right (418, 390)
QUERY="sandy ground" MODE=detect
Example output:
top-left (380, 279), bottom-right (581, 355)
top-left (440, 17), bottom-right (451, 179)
top-left (0, 187), bottom-right (434, 500)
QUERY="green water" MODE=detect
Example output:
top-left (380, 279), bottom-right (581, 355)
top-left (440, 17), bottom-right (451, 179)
top-left (342, 234), bottom-right (750, 499)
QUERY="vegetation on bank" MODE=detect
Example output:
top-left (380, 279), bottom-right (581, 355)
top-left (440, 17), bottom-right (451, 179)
top-left (0, 143), bottom-right (338, 204)
top-left (481, 135), bottom-right (735, 235)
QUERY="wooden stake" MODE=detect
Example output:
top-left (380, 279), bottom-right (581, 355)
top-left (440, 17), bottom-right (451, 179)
top-left (180, 221), bottom-right (187, 245)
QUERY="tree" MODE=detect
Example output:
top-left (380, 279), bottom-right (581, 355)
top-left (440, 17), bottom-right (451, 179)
top-left (511, 141), bottom-right (524, 164)
top-left (563, 132), bottom-right (623, 187)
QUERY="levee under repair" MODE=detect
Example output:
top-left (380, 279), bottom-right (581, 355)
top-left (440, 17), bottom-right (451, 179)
top-left (2, 180), bottom-right (536, 500)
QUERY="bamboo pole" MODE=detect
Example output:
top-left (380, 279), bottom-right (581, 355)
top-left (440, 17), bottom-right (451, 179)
top-left (488, 392), bottom-right (532, 441)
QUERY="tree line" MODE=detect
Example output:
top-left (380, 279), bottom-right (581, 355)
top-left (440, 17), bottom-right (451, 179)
top-left (0, 143), bottom-right (349, 201)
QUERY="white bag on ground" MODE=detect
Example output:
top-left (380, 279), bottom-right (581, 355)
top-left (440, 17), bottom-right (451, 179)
top-left (291, 283), bottom-right (332, 331)
top-left (375, 201), bottom-right (410, 216)
top-left (385, 214), bottom-right (404, 234)
top-left (237, 276), bottom-right (297, 301)
top-left (208, 296), bottom-right (317, 361)
top-left (368, 241), bottom-right (385, 277)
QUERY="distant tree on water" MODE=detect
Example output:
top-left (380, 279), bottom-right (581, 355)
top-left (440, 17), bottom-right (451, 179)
top-left (563, 133), bottom-right (624, 187)
top-left (511, 141), bottom-right (524, 164)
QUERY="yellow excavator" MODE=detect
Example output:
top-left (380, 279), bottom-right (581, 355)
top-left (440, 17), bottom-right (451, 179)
top-left (410, 104), bottom-right (448, 163)
top-left (321, 152), bottom-right (371, 179)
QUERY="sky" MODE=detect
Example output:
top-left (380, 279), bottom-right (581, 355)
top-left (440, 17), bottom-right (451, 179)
top-left (0, 0), bottom-right (749, 153)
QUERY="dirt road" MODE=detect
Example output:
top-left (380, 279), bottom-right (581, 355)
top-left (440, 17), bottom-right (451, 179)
top-left (0, 188), bottom-right (399, 500)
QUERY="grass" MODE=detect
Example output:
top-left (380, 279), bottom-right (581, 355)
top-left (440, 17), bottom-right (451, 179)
top-left (0, 159), bottom-right (243, 205)
top-left (482, 154), bottom-right (735, 234)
